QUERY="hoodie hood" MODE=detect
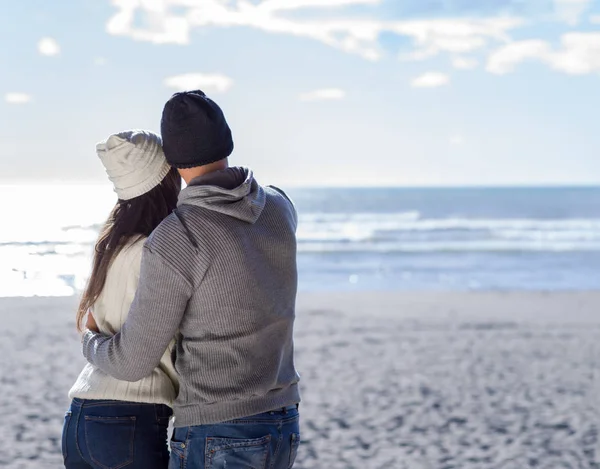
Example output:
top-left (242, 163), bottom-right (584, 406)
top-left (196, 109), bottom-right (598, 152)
top-left (177, 167), bottom-right (265, 224)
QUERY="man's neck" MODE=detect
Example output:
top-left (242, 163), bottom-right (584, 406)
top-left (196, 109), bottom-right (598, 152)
top-left (178, 159), bottom-right (229, 185)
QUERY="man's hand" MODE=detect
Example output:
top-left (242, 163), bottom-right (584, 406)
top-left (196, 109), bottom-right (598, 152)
top-left (82, 246), bottom-right (190, 382)
top-left (86, 311), bottom-right (99, 333)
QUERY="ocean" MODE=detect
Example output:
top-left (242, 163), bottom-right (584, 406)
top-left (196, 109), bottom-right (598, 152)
top-left (1, 185), bottom-right (599, 297)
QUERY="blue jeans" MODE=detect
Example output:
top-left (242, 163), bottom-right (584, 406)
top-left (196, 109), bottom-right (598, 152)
top-left (169, 405), bottom-right (300, 469)
top-left (61, 398), bottom-right (172, 469)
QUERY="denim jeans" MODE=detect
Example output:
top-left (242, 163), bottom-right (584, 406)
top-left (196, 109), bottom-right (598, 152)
top-left (61, 398), bottom-right (172, 469)
top-left (169, 405), bottom-right (300, 469)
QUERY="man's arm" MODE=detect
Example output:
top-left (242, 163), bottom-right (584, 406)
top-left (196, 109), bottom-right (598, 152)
top-left (82, 245), bottom-right (192, 382)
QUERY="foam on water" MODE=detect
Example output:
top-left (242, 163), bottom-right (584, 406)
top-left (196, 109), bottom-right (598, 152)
top-left (297, 212), bottom-right (600, 250)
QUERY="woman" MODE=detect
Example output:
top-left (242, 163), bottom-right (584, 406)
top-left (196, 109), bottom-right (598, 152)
top-left (62, 130), bottom-right (181, 469)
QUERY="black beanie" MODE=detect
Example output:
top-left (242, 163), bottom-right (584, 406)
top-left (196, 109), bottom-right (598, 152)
top-left (160, 90), bottom-right (234, 169)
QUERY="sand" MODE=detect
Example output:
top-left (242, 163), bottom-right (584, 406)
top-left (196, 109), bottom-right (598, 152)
top-left (1, 291), bottom-right (600, 468)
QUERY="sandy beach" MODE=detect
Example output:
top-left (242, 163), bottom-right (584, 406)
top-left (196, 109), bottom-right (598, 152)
top-left (2, 291), bottom-right (600, 468)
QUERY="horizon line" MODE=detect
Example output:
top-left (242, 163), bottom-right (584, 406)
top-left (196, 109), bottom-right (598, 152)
top-left (1, 183), bottom-right (599, 189)
top-left (0, 181), bottom-right (599, 190)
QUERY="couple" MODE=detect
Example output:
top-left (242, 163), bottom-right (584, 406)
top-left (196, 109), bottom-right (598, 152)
top-left (62, 90), bottom-right (301, 469)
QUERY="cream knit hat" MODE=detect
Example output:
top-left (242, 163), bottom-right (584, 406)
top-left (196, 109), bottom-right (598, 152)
top-left (96, 130), bottom-right (171, 200)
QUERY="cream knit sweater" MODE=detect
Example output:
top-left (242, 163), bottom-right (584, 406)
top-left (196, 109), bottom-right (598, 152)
top-left (70, 237), bottom-right (178, 406)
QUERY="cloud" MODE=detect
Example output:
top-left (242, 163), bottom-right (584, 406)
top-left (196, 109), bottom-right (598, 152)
top-left (104, 0), bottom-right (524, 62)
top-left (94, 57), bottom-right (108, 66)
top-left (107, 1), bottom-right (190, 45)
top-left (452, 56), bottom-right (479, 70)
top-left (164, 73), bottom-right (234, 93)
top-left (38, 37), bottom-right (60, 56)
top-left (450, 135), bottom-right (464, 145)
top-left (299, 88), bottom-right (346, 101)
top-left (397, 17), bottom-right (522, 61)
top-left (487, 39), bottom-right (549, 74)
top-left (5, 93), bottom-right (33, 104)
top-left (411, 72), bottom-right (450, 88)
top-left (553, 0), bottom-right (592, 25)
top-left (487, 33), bottom-right (600, 75)
top-left (259, 0), bottom-right (381, 12)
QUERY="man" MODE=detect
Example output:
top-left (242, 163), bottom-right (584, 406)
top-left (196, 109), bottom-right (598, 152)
top-left (83, 90), bottom-right (301, 468)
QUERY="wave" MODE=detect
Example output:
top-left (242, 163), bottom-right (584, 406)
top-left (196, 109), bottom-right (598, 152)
top-left (297, 213), bottom-right (600, 247)
top-left (2, 212), bottom-right (600, 253)
top-left (298, 240), bottom-right (600, 253)
top-left (299, 213), bottom-right (600, 231)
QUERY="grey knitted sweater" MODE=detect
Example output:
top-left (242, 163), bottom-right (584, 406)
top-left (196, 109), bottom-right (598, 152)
top-left (82, 167), bottom-right (301, 427)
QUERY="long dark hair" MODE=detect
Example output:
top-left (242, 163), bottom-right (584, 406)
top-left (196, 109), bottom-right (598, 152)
top-left (76, 167), bottom-right (181, 331)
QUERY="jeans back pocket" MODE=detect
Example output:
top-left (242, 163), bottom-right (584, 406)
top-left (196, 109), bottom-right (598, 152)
top-left (289, 433), bottom-right (300, 468)
top-left (61, 410), bottom-right (72, 461)
top-left (205, 434), bottom-right (271, 469)
top-left (84, 415), bottom-right (136, 469)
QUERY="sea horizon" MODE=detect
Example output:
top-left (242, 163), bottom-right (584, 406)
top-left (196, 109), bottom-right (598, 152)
top-left (2, 182), bottom-right (599, 189)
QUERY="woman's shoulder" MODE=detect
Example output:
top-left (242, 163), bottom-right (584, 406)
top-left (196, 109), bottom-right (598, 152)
top-left (105, 237), bottom-right (146, 285)
top-left (113, 236), bottom-right (147, 266)
top-left (94, 236), bottom-right (148, 312)
top-left (123, 235), bottom-right (147, 251)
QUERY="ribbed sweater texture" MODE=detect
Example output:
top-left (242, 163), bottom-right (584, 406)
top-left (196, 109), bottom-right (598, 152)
top-left (83, 167), bottom-right (300, 427)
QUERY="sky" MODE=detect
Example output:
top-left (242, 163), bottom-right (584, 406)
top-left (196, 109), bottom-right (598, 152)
top-left (1, 0), bottom-right (600, 187)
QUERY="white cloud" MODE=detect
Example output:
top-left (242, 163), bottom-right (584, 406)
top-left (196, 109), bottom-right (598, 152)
top-left (299, 88), bottom-right (346, 101)
top-left (546, 33), bottom-right (600, 74)
top-left (450, 135), bottom-right (464, 145)
top-left (487, 33), bottom-right (600, 75)
top-left (553, 0), bottom-right (592, 25)
top-left (259, 0), bottom-right (381, 12)
top-left (38, 37), bottom-right (60, 56)
top-left (164, 73), bottom-right (234, 93)
top-left (452, 56), bottom-right (478, 70)
top-left (397, 17), bottom-right (521, 61)
top-left (104, 0), bottom-right (524, 62)
top-left (5, 93), bottom-right (33, 104)
top-left (107, 1), bottom-right (190, 45)
top-left (487, 39), bottom-right (549, 74)
top-left (411, 72), bottom-right (450, 88)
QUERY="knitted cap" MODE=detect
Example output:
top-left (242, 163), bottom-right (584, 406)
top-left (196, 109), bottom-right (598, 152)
top-left (96, 130), bottom-right (171, 200)
top-left (160, 90), bottom-right (234, 169)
